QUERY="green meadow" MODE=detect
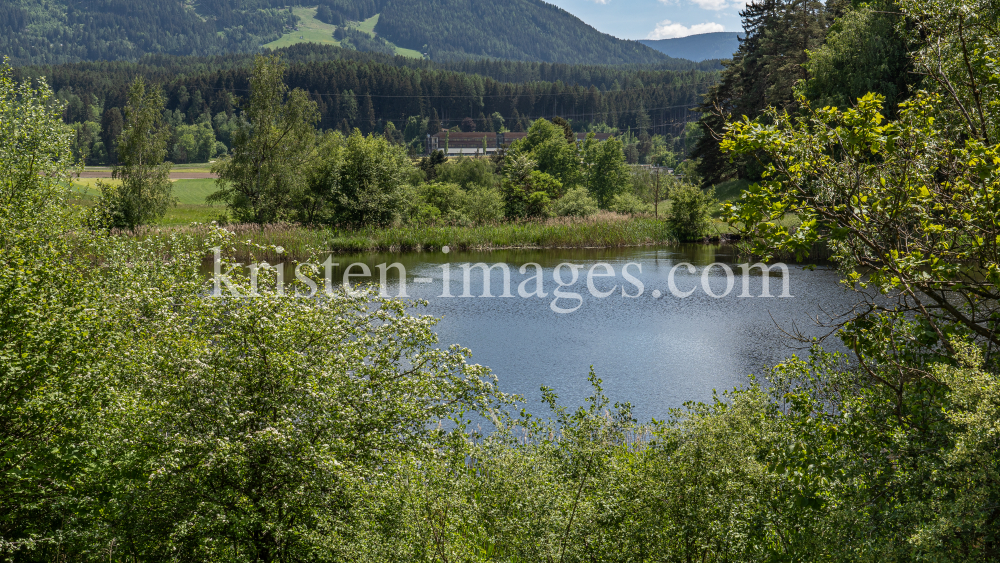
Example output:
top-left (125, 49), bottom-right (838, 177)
top-left (71, 178), bottom-right (224, 225)
top-left (264, 6), bottom-right (341, 49)
top-left (264, 9), bottom-right (422, 59)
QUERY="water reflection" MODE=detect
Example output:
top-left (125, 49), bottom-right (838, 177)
top-left (214, 244), bottom-right (859, 420)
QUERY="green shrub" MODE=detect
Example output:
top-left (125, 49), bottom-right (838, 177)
top-left (404, 165), bottom-right (426, 186)
top-left (443, 208), bottom-right (472, 226)
top-left (410, 202), bottom-right (442, 225)
top-left (526, 190), bottom-right (552, 218)
top-left (609, 192), bottom-right (652, 215)
top-left (528, 169), bottom-right (564, 198)
top-left (402, 182), bottom-right (478, 226)
top-left (436, 156), bottom-right (501, 189)
top-left (417, 182), bottom-right (466, 215)
top-left (668, 183), bottom-right (715, 241)
top-left (462, 184), bottom-right (504, 225)
top-left (552, 186), bottom-right (599, 217)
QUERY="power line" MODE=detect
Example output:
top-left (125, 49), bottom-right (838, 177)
top-left (315, 103), bottom-right (702, 127)
top-left (186, 77), bottom-right (720, 99)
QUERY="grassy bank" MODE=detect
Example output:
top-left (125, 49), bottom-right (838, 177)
top-left (70, 178), bottom-right (225, 225)
top-left (150, 212), bottom-right (676, 260)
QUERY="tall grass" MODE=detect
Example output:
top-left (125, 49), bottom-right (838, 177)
top-left (142, 213), bottom-right (676, 260)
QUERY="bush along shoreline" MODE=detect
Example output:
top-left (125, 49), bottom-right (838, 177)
top-left (143, 212), bottom-right (676, 262)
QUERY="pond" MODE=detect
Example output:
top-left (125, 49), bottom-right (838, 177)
top-left (223, 244), bottom-right (861, 421)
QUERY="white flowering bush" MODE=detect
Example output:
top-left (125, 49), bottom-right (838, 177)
top-left (79, 229), bottom-right (505, 560)
top-left (0, 59), bottom-right (505, 560)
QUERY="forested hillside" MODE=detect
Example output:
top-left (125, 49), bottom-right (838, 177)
top-left (16, 43), bottom-right (715, 165)
top-left (3, 0), bottom-right (673, 66)
top-left (641, 32), bottom-right (743, 62)
top-left (0, 0), bottom-right (296, 65)
top-left (374, 0), bottom-right (667, 64)
top-left (314, 0), bottom-right (386, 25)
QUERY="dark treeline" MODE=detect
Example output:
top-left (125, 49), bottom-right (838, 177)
top-left (16, 44), bottom-right (717, 164)
top-left (334, 27), bottom-right (397, 56)
top-left (0, 0), bottom-right (296, 66)
top-left (16, 43), bottom-right (719, 99)
top-left (314, 0), bottom-right (387, 26)
top-left (376, 0), bottom-right (667, 64)
top-left (434, 56), bottom-right (724, 80)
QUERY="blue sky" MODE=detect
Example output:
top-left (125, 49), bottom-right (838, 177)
top-left (543, 0), bottom-right (748, 40)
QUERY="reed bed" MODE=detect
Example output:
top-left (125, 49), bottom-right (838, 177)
top-left (141, 213), bottom-right (676, 260)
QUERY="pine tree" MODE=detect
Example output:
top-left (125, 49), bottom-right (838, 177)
top-left (428, 108), bottom-right (441, 134)
top-left (693, 0), bottom-right (831, 185)
top-left (635, 101), bottom-right (651, 135)
top-left (100, 107), bottom-right (124, 165)
top-left (362, 92), bottom-right (376, 134)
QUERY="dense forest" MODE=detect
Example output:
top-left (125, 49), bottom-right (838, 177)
top-left (692, 0), bottom-right (915, 184)
top-left (314, 0), bottom-right (387, 26)
top-left (375, 0), bottom-right (667, 64)
top-left (15, 44), bottom-right (716, 165)
top-left (0, 0), bottom-right (295, 65)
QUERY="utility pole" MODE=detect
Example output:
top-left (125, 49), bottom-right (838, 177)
top-left (654, 168), bottom-right (660, 218)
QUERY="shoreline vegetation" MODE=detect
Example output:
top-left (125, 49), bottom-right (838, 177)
top-left (135, 213), bottom-right (679, 261)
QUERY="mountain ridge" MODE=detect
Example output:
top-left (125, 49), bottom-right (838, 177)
top-left (640, 32), bottom-right (743, 62)
top-left (2, 0), bottom-right (670, 66)
top-left (375, 0), bottom-right (668, 65)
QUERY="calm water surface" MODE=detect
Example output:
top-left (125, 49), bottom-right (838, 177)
top-left (289, 244), bottom-right (859, 421)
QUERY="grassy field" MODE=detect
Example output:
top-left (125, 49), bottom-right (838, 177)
top-left (161, 204), bottom-right (223, 225)
top-left (82, 163), bottom-right (216, 174)
top-left (354, 14), bottom-right (379, 34)
top-left (265, 6), bottom-right (341, 49)
top-left (72, 178), bottom-right (217, 204)
top-left (70, 178), bottom-right (225, 225)
top-left (264, 9), bottom-right (422, 58)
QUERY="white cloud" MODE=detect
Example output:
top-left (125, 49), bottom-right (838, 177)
top-left (589, 0), bottom-right (612, 4)
top-left (690, 0), bottom-right (729, 8)
top-left (658, 0), bottom-right (749, 10)
top-left (646, 20), bottom-right (725, 39)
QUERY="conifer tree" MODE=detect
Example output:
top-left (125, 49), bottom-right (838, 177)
top-left (428, 108), bottom-right (441, 134)
top-left (692, 0), bottom-right (832, 185)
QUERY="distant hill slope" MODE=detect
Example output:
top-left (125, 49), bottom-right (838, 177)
top-left (0, 0), bottom-right (294, 66)
top-left (2, 0), bottom-right (670, 66)
top-left (375, 0), bottom-right (668, 65)
top-left (640, 32), bottom-right (742, 62)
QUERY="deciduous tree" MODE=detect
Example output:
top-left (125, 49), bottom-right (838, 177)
top-left (94, 77), bottom-right (173, 230)
top-left (210, 55), bottom-right (319, 225)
